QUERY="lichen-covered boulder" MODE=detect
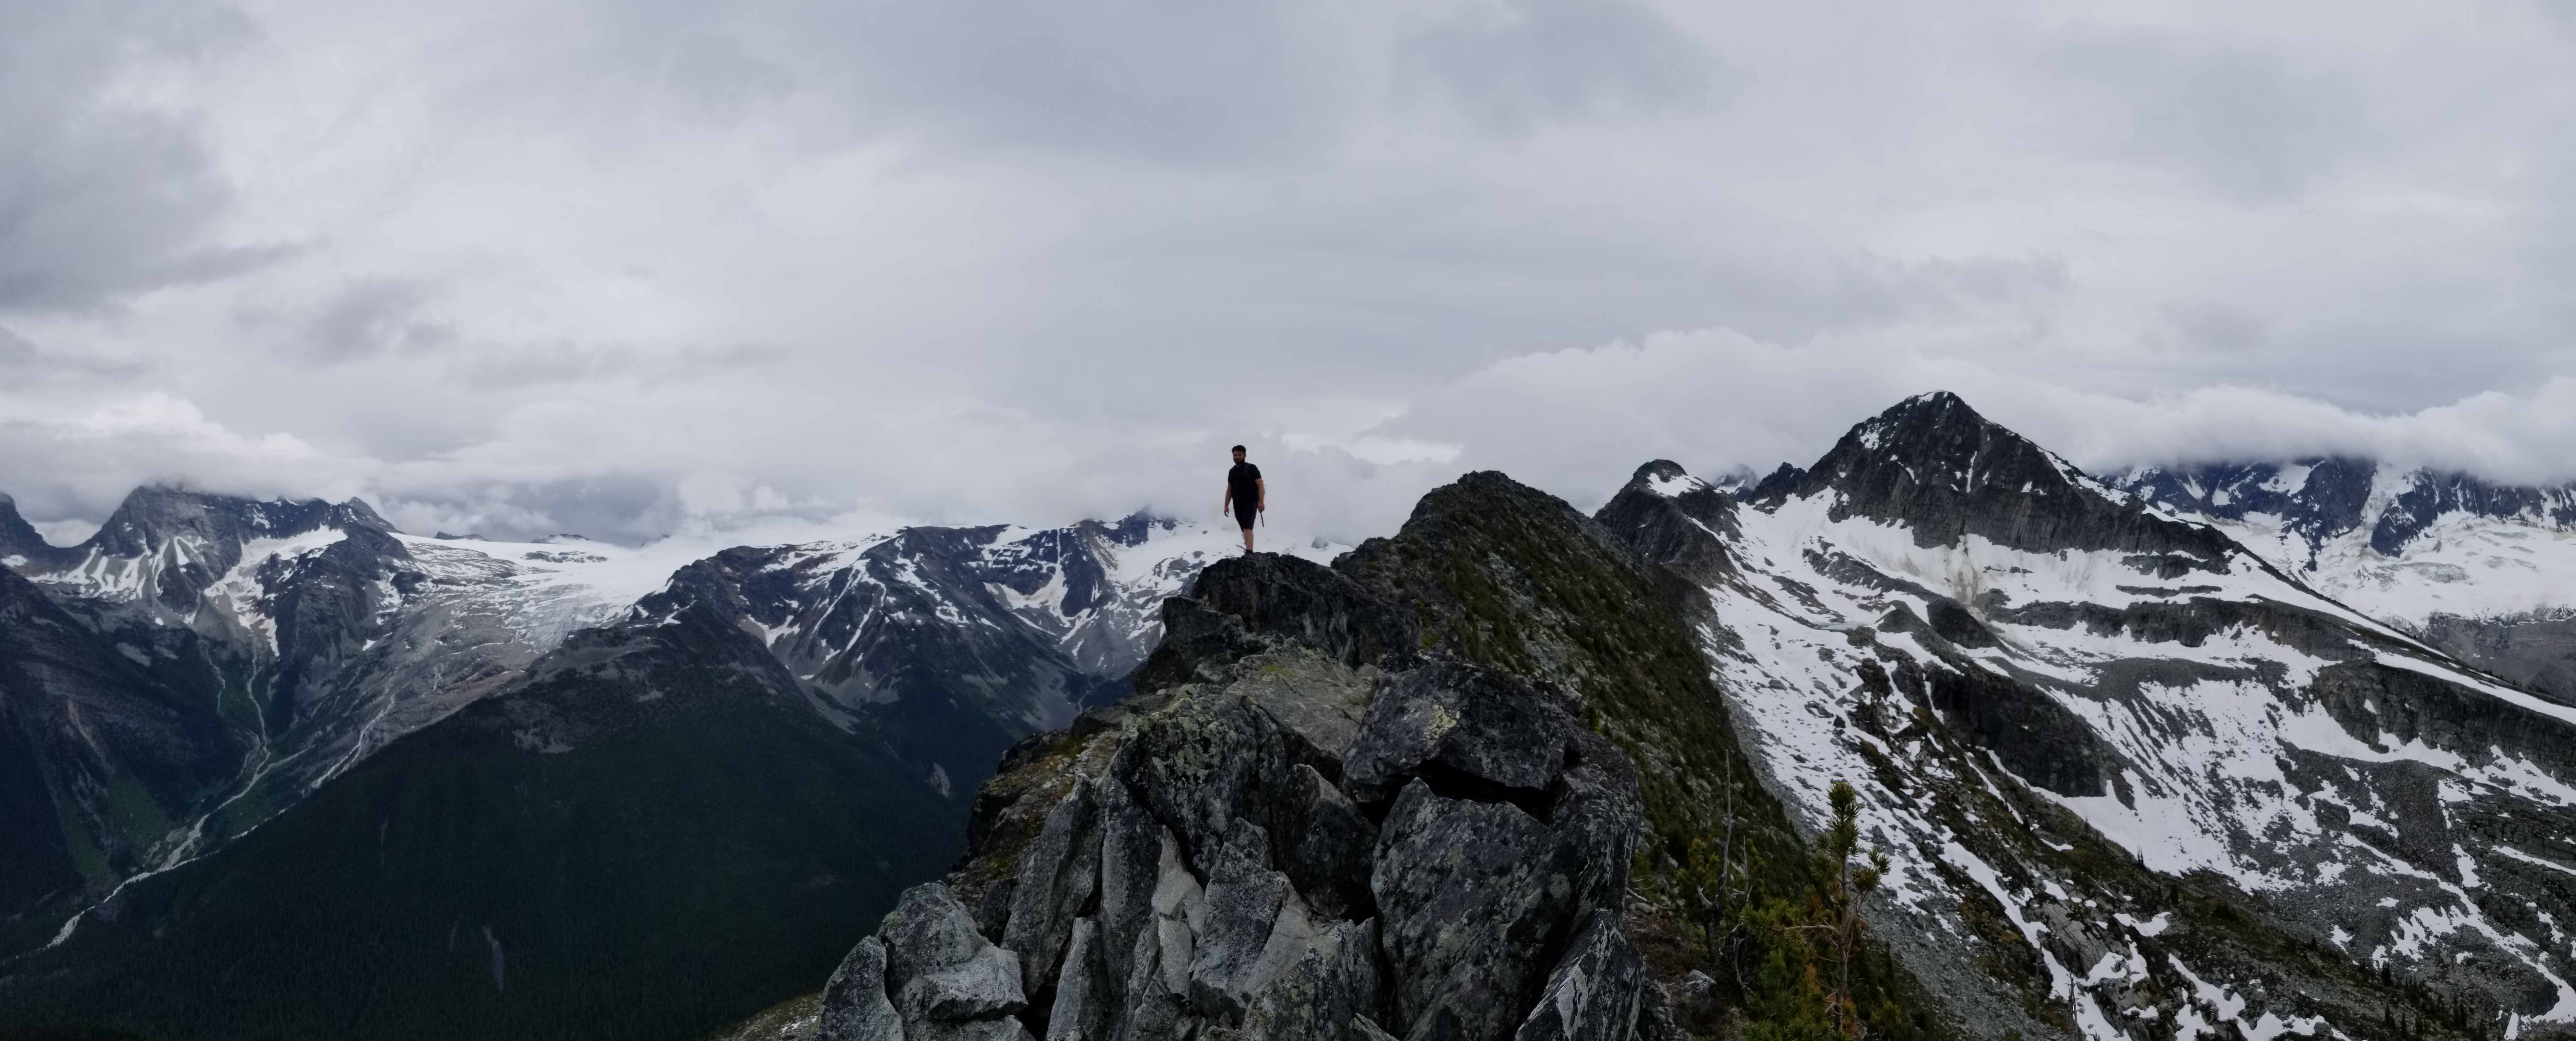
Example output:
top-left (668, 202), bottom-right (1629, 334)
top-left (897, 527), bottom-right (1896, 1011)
top-left (1372, 781), bottom-right (1568, 1041)
top-left (1341, 660), bottom-right (1581, 806)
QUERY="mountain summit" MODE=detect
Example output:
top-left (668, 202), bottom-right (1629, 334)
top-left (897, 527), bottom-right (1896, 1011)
top-left (1758, 391), bottom-right (2238, 565)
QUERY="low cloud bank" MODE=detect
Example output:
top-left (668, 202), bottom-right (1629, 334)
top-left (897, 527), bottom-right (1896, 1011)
top-left (6, 329), bottom-right (2571, 549)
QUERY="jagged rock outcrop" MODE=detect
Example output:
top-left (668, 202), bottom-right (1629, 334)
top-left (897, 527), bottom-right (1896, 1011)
top-left (822, 551), bottom-right (1675, 1041)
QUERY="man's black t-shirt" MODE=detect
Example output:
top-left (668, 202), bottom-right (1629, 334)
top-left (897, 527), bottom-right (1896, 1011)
top-left (1228, 462), bottom-right (1262, 512)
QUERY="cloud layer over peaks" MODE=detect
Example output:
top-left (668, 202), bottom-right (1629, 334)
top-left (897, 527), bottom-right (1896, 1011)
top-left (1, 0), bottom-right (2573, 543)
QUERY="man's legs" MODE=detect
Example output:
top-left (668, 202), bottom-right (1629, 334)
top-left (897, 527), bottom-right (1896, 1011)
top-left (1239, 521), bottom-right (1255, 553)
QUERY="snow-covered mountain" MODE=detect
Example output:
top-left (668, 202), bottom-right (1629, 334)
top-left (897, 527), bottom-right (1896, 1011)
top-left (0, 487), bottom-right (1273, 954)
top-left (22, 395), bottom-right (2576, 1040)
top-left (2109, 462), bottom-right (2576, 702)
top-left (1608, 393), bottom-right (2576, 1038)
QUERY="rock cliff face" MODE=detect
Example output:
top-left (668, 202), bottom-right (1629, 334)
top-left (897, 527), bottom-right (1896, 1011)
top-left (816, 553), bottom-right (1671, 1041)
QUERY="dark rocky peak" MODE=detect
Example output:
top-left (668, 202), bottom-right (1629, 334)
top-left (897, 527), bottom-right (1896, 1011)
top-left (625, 546), bottom-right (785, 630)
top-left (1773, 391), bottom-right (2242, 563)
top-left (2111, 459), bottom-right (2379, 565)
top-left (1592, 461), bottom-right (1739, 585)
top-left (1623, 459), bottom-right (1692, 490)
top-left (1791, 390), bottom-right (2079, 503)
top-left (2113, 458), bottom-right (2374, 530)
top-left (0, 493), bottom-right (79, 571)
top-left (84, 486), bottom-right (395, 560)
top-left (2112, 459), bottom-right (2576, 557)
top-left (1136, 552), bottom-right (1419, 691)
top-left (2374, 470), bottom-right (2576, 555)
top-left (1084, 511), bottom-right (1179, 549)
top-left (859, 514), bottom-right (1173, 621)
top-left (1742, 461), bottom-right (1806, 502)
top-left (16, 487), bottom-right (410, 618)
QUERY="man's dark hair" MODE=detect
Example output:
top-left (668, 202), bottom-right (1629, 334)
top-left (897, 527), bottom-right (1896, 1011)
top-left (1231, 445), bottom-right (1246, 453)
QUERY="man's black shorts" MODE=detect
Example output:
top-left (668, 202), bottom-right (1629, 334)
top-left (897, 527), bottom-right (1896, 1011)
top-left (1234, 506), bottom-right (1258, 530)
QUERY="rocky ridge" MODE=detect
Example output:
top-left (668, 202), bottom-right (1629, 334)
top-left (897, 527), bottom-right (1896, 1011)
top-left (816, 549), bottom-right (1677, 1041)
top-left (795, 395), bottom-right (2576, 1041)
top-left (792, 465), bottom-right (1882, 1041)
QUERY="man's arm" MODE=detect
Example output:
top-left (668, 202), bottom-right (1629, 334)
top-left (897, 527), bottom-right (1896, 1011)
top-left (1222, 485), bottom-right (1234, 516)
top-left (1255, 478), bottom-right (1266, 511)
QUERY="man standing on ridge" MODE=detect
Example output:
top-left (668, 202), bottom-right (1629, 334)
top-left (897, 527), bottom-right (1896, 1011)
top-left (1223, 444), bottom-right (1264, 554)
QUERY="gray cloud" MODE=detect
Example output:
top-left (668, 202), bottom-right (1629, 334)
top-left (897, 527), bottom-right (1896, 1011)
top-left (0, 323), bottom-right (147, 382)
top-left (279, 278), bottom-right (456, 362)
top-left (2031, 28), bottom-right (2371, 200)
top-left (449, 341), bottom-right (791, 390)
top-left (1404, 0), bottom-right (1725, 132)
top-left (0, 0), bottom-right (274, 313)
top-left (769, 0), bottom-right (1361, 163)
top-left (2, 0), bottom-right (2574, 545)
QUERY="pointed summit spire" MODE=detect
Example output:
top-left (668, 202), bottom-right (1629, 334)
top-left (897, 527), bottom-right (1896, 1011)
top-left (1763, 391), bottom-right (2070, 507)
top-left (1776, 392), bottom-right (2239, 561)
top-left (1595, 461), bottom-right (1738, 583)
top-left (0, 492), bottom-right (76, 569)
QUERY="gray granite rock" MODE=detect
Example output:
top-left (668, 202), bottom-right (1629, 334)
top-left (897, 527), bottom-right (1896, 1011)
top-left (1371, 780), bottom-right (1567, 1041)
top-left (1093, 779), bottom-right (1166, 1025)
top-left (1185, 821), bottom-right (1294, 1019)
top-left (1113, 928), bottom-right (1195, 1041)
top-left (1511, 908), bottom-right (1646, 1041)
top-left (1630, 985), bottom-right (1686, 1041)
top-left (1233, 651), bottom-right (1375, 765)
top-left (874, 882), bottom-right (1033, 1037)
top-left (817, 937), bottom-right (903, 1041)
top-left (1230, 917), bottom-right (1384, 1041)
top-left (1003, 779), bottom-right (1102, 998)
top-left (870, 545), bottom-right (1678, 1041)
top-left (882, 884), bottom-right (996, 993)
top-left (1045, 919), bottom-right (1110, 1041)
top-left (908, 1018), bottom-right (1035, 1041)
top-left (1340, 660), bottom-right (1579, 807)
top-left (1274, 764), bottom-right (1378, 922)
top-left (897, 944), bottom-right (1027, 1022)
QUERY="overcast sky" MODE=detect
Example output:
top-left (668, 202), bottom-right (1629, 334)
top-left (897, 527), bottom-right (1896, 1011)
top-left (5, 0), bottom-right (2575, 545)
